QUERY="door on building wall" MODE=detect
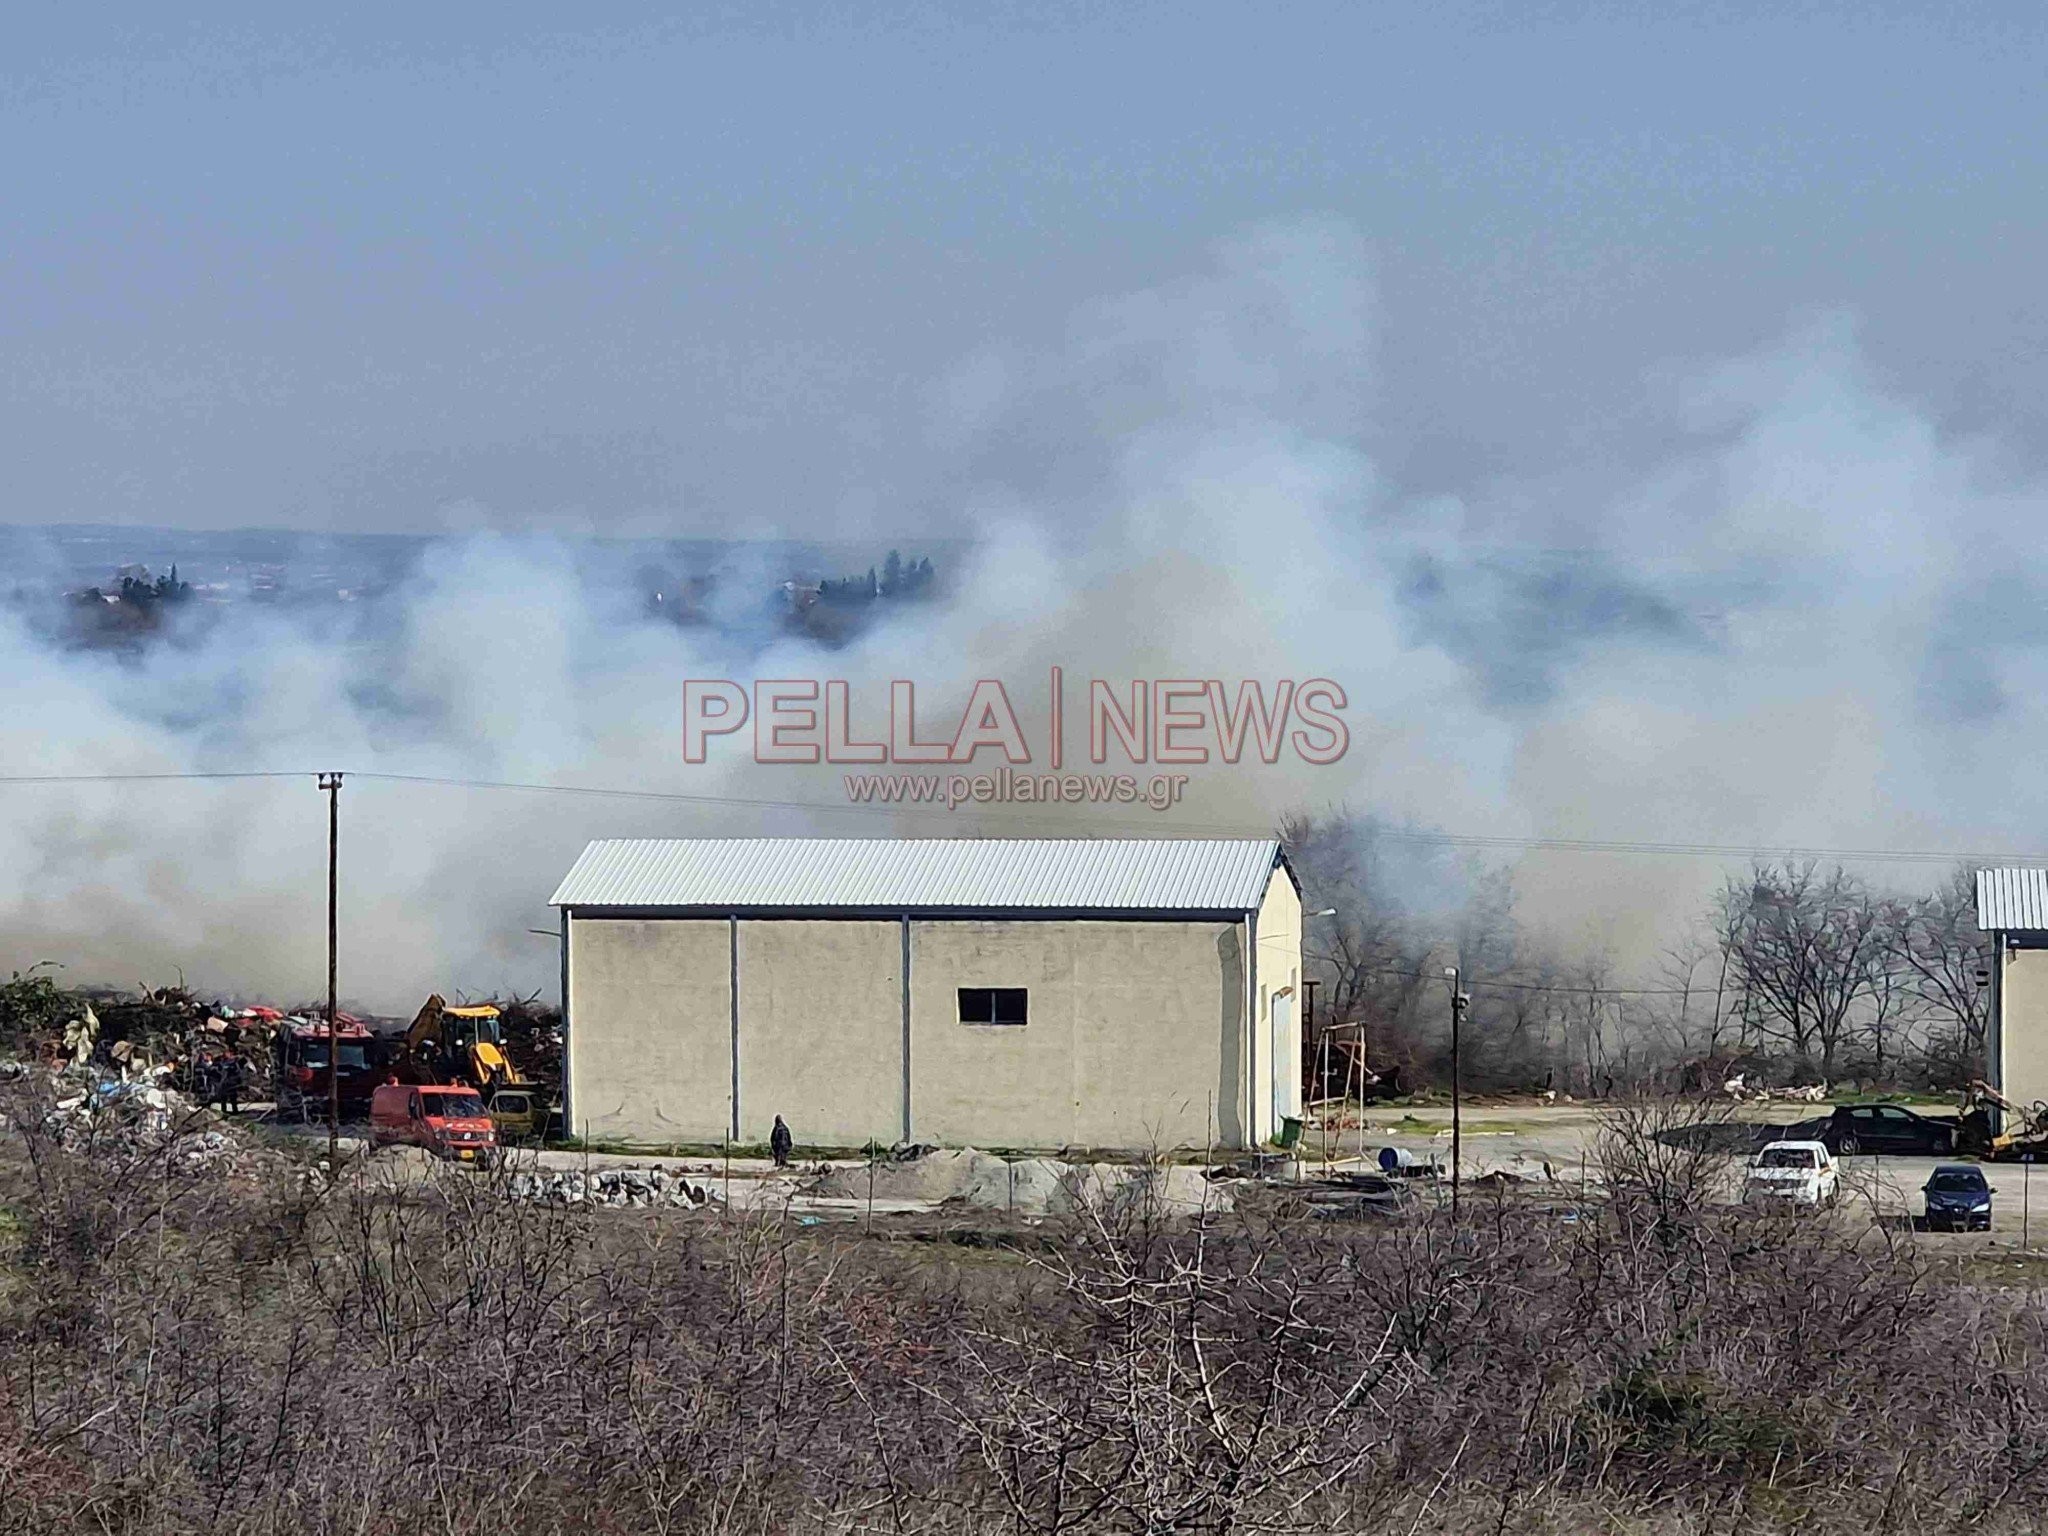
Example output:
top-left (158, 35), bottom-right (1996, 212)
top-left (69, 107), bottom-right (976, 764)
top-left (1271, 995), bottom-right (1294, 1131)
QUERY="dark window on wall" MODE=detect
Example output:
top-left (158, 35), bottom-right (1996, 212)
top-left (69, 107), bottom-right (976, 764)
top-left (959, 987), bottom-right (1028, 1026)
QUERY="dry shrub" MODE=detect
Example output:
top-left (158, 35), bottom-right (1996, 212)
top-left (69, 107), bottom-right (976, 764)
top-left (1, 1091), bottom-right (2046, 1533)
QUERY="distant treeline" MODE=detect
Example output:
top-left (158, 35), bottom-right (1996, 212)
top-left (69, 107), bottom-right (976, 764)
top-left (817, 549), bottom-right (936, 605)
top-left (72, 566), bottom-right (193, 609)
top-left (43, 565), bottom-right (201, 650)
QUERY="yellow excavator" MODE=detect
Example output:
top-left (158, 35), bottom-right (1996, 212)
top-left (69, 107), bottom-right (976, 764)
top-left (398, 995), bottom-right (546, 1141)
top-left (1957, 1079), bottom-right (2048, 1161)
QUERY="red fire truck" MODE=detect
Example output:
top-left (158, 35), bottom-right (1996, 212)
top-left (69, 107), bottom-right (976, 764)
top-left (272, 1015), bottom-right (385, 1121)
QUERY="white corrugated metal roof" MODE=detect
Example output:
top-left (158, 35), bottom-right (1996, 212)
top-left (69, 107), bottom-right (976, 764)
top-left (1976, 868), bottom-right (2048, 932)
top-left (550, 837), bottom-right (1286, 913)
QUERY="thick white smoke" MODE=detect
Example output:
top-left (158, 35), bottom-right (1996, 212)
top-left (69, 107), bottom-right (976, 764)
top-left (0, 222), bottom-right (2035, 1008)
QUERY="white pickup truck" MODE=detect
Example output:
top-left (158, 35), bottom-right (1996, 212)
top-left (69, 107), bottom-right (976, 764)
top-left (1744, 1139), bottom-right (1840, 1209)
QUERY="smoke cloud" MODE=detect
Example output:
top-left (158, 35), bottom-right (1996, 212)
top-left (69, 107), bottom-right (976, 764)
top-left (1, 220), bottom-right (2035, 1009)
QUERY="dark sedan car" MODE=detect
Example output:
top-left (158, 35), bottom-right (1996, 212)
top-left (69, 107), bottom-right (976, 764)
top-left (1816, 1103), bottom-right (1957, 1156)
top-left (1923, 1165), bottom-right (1993, 1231)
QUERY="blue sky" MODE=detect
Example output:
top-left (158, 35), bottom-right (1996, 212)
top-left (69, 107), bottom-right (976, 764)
top-left (4, 2), bottom-right (2043, 534)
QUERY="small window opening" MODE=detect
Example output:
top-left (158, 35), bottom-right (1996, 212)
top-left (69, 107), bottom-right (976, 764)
top-left (959, 987), bottom-right (1028, 1026)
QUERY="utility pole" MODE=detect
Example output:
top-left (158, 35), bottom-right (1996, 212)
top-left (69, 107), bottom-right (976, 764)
top-left (319, 772), bottom-right (343, 1176)
top-left (1444, 966), bottom-right (1468, 1218)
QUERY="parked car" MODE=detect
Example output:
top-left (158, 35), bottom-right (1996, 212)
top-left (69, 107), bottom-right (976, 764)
top-left (369, 1083), bottom-right (499, 1164)
top-left (482, 1085), bottom-right (547, 1142)
top-left (1745, 1140), bottom-right (1840, 1209)
top-left (1815, 1103), bottom-right (1956, 1157)
top-left (1922, 1164), bottom-right (1993, 1232)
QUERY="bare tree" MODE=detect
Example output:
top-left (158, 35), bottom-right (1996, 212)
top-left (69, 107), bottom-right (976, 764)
top-left (1485, 950), bottom-right (1573, 1090)
top-left (1552, 952), bottom-right (1615, 1098)
top-left (1888, 865), bottom-right (1991, 1081)
top-left (1280, 809), bottom-right (1443, 1074)
top-left (1714, 862), bottom-right (1894, 1080)
top-left (1860, 902), bottom-right (1923, 1082)
top-left (1652, 932), bottom-right (1734, 1066)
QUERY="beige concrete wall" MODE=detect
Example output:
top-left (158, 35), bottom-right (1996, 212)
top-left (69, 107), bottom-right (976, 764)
top-left (909, 918), bottom-right (1248, 1152)
top-left (737, 919), bottom-right (903, 1147)
top-left (567, 890), bottom-right (1295, 1153)
top-left (566, 917), bottom-right (731, 1144)
top-left (1254, 866), bottom-right (1304, 1144)
top-left (2001, 945), bottom-right (2048, 1116)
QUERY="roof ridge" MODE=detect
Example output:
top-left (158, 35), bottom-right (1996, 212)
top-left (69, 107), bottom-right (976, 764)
top-left (550, 836), bottom-right (1286, 912)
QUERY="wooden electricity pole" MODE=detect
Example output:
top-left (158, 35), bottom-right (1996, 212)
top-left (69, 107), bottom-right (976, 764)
top-left (1445, 966), bottom-right (1467, 1218)
top-left (319, 772), bottom-right (343, 1175)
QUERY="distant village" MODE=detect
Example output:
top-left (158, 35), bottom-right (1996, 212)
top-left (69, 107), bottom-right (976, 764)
top-left (647, 546), bottom-right (944, 645)
top-left (62, 564), bottom-right (196, 640)
top-left (7, 543), bottom-right (944, 654)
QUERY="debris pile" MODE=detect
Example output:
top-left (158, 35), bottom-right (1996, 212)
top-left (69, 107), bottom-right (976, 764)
top-left (807, 1147), bottom-right (1233, 1217)
top-left (170, 1128), bottom-right (245, 1171)
top-left (506, 1166), bottom-right (716, 1209)
top-left (1288, 1170), bottom-right (1422, 1221)
top-left (1, 967), bottom-right (296, 1109)
top-left (4, 1069), bottom-right (304, 1183)
top-left (495, 996), bottom-right (564, 1098)
top-left (1722, 1073), bottom-right (1829, 1103)
top-left (43, 1081), bottom-right (203, 1149)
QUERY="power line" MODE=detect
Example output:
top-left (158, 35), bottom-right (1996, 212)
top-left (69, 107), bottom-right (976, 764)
top-left (0, 765), bottom-right (2041, 867)
top-left (1329, 963), bottom-right (1701, 998)
top-left (0, 771), bottom-right (308, 785)
top-left (353, 771), bottom-right (902, 813)
top-left (1368, 830), bottom-right (1998, 866)
top-left (324, 775), bottom-right (2048, 864)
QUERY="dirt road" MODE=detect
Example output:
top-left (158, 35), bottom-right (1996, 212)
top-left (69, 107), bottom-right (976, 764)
top-left (270, 1100), bottom-right (2048, 1240)
top-left (1308, 1100), bottom-right (2048, 1243)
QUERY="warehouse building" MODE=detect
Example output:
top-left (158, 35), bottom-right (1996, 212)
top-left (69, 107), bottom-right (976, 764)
top-left (1976, 868), bottom-right (2048, 1119)
top-left (550, 837), bottom-right (1302, 1152)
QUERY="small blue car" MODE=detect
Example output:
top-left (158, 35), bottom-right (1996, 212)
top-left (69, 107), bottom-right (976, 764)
top-left (1922, 1164), bottom-right (1992, 1232)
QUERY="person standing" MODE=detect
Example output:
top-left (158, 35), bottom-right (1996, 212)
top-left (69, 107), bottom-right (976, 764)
top-left (217, 1054), bottom-right (244, 1116)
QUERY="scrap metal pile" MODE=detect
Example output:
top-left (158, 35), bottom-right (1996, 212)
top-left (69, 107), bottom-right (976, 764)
top-left (495, 996), bottom-right (563, 1093)
top-left (0, 971), bottom-right (287, 1107)
top-left (1, 967), bottom-right (562, 1128)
